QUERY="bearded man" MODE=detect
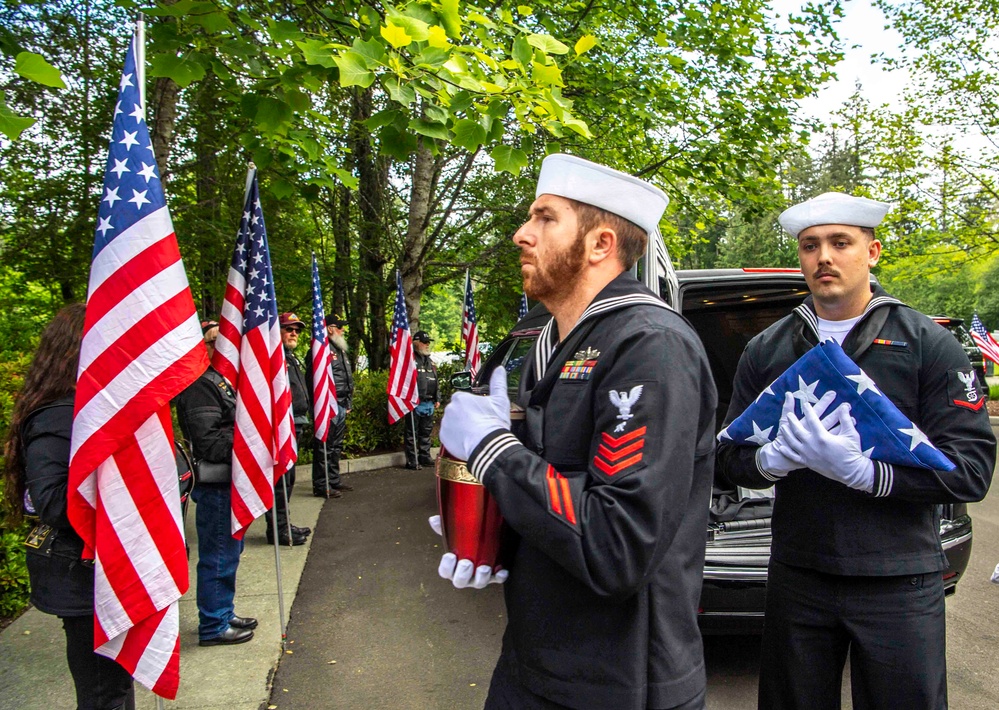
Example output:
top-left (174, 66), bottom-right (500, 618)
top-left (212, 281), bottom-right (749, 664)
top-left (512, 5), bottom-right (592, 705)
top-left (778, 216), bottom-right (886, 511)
top-left (437, 154), bottom-right (717, 710)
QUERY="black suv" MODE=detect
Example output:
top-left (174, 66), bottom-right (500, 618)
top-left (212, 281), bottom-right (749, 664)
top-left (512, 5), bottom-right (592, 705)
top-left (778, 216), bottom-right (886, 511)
top-left (930, 316), bottom-right (988, 392)
top-left (470, 268), bottom-right (974, 634)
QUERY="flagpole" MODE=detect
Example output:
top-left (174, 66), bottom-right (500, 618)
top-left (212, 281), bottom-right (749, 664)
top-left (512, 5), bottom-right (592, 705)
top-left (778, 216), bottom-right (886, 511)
top-left (410, 411), bottom-right (419, 468)
top-left (271, 500), bottom-right (287, 649)
top-left (323, 439), bottom-right (330, 498)
top-left (244, 162), bottom-right (256, 203)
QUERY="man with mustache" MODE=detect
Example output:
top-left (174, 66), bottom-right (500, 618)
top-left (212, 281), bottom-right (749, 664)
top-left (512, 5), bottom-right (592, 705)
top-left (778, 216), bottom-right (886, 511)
top-left (438, 154), bottom-right (718, 710)
top-left (716, 192), bottom-right (995, 709)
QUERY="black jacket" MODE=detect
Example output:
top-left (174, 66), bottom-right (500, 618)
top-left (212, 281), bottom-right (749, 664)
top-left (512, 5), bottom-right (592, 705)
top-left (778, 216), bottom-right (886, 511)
top-left (305, 342), bottom-right (354, 411)
top-left (415, 351), bottom-right (438, 404)
top-left (175, 366), bottom-right (236, 471)
top-left (716, 286), bottom-right (996, 576)
top-left (285, 346), bottom-right (310, 427)
top-left (467, 273), bottom-right (717, 710)
top-left (22, 396), bottom-right (93, 616)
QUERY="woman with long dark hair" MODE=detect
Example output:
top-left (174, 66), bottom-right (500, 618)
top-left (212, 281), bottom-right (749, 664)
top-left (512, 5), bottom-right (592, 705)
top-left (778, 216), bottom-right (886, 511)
top-left (3, 304), bottom-right (135, 710)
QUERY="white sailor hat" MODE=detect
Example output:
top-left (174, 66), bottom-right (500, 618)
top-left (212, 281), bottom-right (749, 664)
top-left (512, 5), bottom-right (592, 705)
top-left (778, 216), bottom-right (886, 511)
top-left (535, 154), bottom-right (669, 236)
top-left (778, 192), bottom-right (891, 238)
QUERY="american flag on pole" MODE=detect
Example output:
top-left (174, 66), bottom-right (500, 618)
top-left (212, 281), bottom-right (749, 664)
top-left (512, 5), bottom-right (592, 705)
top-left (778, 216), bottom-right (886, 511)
top-left (68, 22), bottom-right (206, 700)
top-left (387, 270), bottom-right (420, 424)
top-left (212, 168), bottom-right (297, 537)
top-left (462, 269), bottom-right (481, 377)
top-left (971, 313), bottom-right (999, 366)
top-left (310, 253), bottom-right (337, 442)
top-left (519, 293), bottom-right (529, 321)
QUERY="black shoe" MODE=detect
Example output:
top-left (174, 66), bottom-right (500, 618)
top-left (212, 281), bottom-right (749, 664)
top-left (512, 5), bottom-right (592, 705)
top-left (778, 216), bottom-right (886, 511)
top-left (313, 488), bottom-right (343, 498)
top-left (405, 463), bottom-right (421, 470)
top-left (266, 530), bottom-right (308, 546)
top-left (291, 525), bottom-right (311, 537)
top-left (419, 459), bottom-right (434, 466)
top-left (335, 484), bottom-right (354, 492)
top-left (229, 614), bottom-right (258, 630)
top-left (199, 626), bottom-right (254, 646)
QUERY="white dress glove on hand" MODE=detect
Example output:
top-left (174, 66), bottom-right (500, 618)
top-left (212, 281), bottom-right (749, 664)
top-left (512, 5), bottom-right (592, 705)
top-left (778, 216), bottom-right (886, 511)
top-left (782, 400), bottom-right (875, 493)
top-left (757, 391), bottom-right (837, 478)
top-left (428, 515), bottom-right (509, 589)
top-left (439, 367), bottom-right (511, 461)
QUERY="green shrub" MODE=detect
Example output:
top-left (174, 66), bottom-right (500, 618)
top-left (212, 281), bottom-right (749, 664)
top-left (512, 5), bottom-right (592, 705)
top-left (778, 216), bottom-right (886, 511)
top-left (990, 384), bottom-right (999, 401)
top-left (0, 354), bottom-right (32, 622)
top-left (343, 370), bottom-right (404, 456)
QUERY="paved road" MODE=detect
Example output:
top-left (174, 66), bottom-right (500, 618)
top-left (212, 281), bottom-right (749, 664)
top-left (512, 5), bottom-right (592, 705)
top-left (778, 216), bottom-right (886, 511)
top-left (271, 465), bottom-right (999, 709)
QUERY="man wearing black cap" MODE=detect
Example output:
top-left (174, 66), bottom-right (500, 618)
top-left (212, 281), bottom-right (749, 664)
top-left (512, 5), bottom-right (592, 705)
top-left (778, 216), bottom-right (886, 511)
top-left (307, 314), bottom-right (355, 497)
top-left (265, 312), bottom-right (311, 546)
top-left (405, 330), bottom-right (438, 470)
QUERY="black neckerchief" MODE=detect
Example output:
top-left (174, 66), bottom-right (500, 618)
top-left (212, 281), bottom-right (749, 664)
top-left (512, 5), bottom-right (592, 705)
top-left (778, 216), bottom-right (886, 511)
top-left (791, 284), bottom-right (905, 360)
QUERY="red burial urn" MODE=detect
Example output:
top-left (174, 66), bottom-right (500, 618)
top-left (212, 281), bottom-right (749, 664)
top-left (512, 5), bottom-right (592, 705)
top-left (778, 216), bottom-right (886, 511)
top-left (435, 448), bottom-right (506, 573)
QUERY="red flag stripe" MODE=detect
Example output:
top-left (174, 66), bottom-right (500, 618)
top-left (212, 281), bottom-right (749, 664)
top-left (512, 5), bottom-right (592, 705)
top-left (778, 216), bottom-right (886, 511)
top-left (86, 209), bottom-right (176, 290)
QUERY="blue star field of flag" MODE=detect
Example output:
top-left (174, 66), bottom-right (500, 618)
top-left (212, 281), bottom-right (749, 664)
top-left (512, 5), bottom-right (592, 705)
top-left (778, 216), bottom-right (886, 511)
top-left (232, 174), bottom-right (278, 331)
top-left (464, 279), bottom-right (478, 327)
top-left (719, 340), bottom-right (956, 472)
top-left (391, 271), bottom-right (411, 344)
top-left (94, 36), bottom-right (165, 257)
top-left (519, 293), bottom-right (529, 321)
top-left (311, 254), bottom-right (328, 345)
top-left (971, 313), bottom-right (990, 340)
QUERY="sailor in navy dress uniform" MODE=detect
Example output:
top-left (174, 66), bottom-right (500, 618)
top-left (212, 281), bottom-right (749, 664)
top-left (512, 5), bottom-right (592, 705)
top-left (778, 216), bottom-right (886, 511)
top-left (715, 192), bottom-right (996, 709)
top-left (437, 154), bottom-right (718, 710)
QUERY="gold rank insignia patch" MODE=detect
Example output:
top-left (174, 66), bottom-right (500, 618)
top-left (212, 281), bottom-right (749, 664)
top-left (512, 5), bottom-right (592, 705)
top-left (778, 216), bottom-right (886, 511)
top-left (560, 359), bottom-right (597, 380)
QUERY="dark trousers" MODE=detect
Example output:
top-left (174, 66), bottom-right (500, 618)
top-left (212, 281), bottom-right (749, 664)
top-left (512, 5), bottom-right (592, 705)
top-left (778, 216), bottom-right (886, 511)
top-left (265, 466), bottom-right (296, 536)
top-left (192, 484), bottom-right (244, 639)
top-left (312, 408), bottom-right (346, 494)
top-left (758, 560), bottom-right (947, 710)
top-left (485, 652), bottom-right (705, 710)
top-left (62, 615), bottom-right (135, 710)
top-left (404, 409), bottom-right (434, 466)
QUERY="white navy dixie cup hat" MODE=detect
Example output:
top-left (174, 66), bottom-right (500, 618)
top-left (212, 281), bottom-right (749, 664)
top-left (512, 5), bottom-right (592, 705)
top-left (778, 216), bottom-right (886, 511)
top-left (535, 154), bottom-right (669, 236)
top-left (778, 191), bottom-right (891, 238)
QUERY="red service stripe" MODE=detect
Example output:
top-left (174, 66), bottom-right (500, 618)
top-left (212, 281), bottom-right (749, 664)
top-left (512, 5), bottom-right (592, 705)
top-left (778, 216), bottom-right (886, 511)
top-left (594, 452), bottom-right (644, 476)
top-left (82, 236), bottom-right (181, 332)
top-left (596, 438), bottom-right (645, 462)
top-left (545, 466), bottom-right (563, 515)
top-left (601, 426), bottom-right (648, 448)
top-left (953, 398), bottom-right (986, 411)
top-left (558, 476), bottom-right (576, 525)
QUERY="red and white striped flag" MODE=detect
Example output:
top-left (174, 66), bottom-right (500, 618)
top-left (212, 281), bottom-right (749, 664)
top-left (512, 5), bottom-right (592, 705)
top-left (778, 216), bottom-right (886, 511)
top-left (212, 168), bottom-right (297, 537)
top-left (68, 22), bottom-right (207, 700)
top-left (310, 252), bottom-right (337, 442)
top-left (387, 271), bottom-right (420, 423)
top-left (462, 269), bottom-right (481, 377)
top-left (971, 313), bottom-right (999, 366)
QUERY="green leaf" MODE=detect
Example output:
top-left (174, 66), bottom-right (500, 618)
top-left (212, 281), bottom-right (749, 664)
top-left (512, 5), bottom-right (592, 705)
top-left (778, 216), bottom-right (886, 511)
top-left (385, 77), bottom-right (417, 106)
top-left (490, 145), bottom-right (528, 174)
top-left (363, 109), bottom-right (402, 130)
top-left (512, 37), bottom-right (533, 68)
top-left (439, 0), bottom-right (462, 38)
top-left (532, 60), bottom-right (564, 86)
top-left (255, 97), bottom-right (293, 133)
top-left (14, 52), bottom-right (65, 88)
top-left (527, 34), bottom-right (570, 56)
top-left (381, 23), bottom-right (414, 49)
top-left (296, 40), bottom-right (338, 68)
top-left (424, 102), bottom-right (450, 124)
top-left (448, 91), bottom-right (473, 114)
top-left (189, 11), bottom-right (233, 34)
top-left (334, 51), bottom-right (376, 88)
top-left (517, 6), bottom-right (533, 15)
top-left (415, 46), bottom-right (450, 68)
top-left (409, 118), bottom-right (450, 140)
top-left (148, 53), bottom-right (207, 88)
top-left (269, 179), bottom-right (295, 199)
top-left (0, 92), bottom-right (35, 140)
top-left (332, 168), bottom-right (359, 190)
top-left (268, 19), bottom-right (304, 43)
top-left (452, 119), bottom-right (487, 151)
top-left (387, 12), bottom-right (430, 42)
top-left (562, 116), bottom-right (592, 138)
top-left (574, 35), bottom-right (597, 56)
top-left (352, 38), bottom-right (386, 66)
top-left (378, 124), bottom-right (419, 161)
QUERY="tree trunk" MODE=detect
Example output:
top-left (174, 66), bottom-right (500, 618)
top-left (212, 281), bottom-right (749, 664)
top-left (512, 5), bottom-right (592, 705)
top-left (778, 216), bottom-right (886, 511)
top-left (401, 138), bottom-right (435, 332)
top-left (149, 76), bottom-right (181, 181)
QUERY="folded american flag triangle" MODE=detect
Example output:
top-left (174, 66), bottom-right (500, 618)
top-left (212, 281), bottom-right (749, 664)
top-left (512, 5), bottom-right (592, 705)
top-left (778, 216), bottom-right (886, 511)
top-left (718, 340), bottom-right (955, 472)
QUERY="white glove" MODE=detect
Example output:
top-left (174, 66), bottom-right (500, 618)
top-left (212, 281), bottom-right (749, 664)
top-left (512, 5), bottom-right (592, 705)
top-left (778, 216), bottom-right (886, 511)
top-left (428, 515), bottom-right (509, 589)
top-left (757, 391), bottom-right (836, 478)
top-left (991, 562), bottom-right (999, 585)
top-left (782, 400), bottom-right (875, 493)
top-left (439, 367), bottom-right (511, 461)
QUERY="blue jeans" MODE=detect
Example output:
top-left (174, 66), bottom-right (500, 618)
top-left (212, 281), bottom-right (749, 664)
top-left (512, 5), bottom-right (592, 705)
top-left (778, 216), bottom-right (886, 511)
top-left (192, 484), bottom-right (244, 640)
